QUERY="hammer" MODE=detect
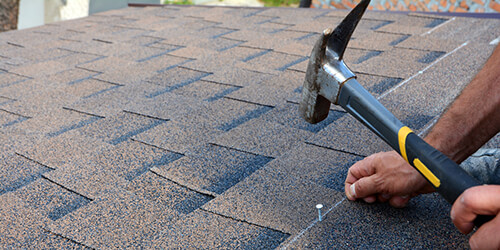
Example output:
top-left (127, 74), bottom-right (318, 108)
top-left (299, 0), bottom-right (492, 226)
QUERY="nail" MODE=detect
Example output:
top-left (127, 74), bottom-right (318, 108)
top-left (316, 204), bottom-right (323, 221)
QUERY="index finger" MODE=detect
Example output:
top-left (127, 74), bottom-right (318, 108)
top-left (344, 156), bottom-right (377, 200)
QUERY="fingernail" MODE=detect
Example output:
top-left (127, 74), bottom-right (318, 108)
top-left (350, 183), bottom-right (357, 198)
top-left (400, 195), bottom-right (409, 199)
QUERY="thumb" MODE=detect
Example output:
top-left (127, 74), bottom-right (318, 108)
top-left (349, 175), bottom-right (380, 199)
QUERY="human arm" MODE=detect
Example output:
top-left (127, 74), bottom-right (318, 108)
top-left (344, 44), bottom-right (500, 205)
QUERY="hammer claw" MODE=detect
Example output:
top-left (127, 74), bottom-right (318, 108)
top-left (326, 0), bottom-right (370, 61)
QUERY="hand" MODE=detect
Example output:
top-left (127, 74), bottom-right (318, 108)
top-left (345, 151), bottom-right (435, 208)
top-left (451, 185), bottom-right (500, 249)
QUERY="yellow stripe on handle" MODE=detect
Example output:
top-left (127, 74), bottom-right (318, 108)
top-left (398, 126), bottom-right (413, 163)
top-left (413, 158), bottom-right (441, 187)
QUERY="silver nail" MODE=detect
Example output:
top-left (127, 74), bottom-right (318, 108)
top-left (316, 204), bottom-right (323, 221)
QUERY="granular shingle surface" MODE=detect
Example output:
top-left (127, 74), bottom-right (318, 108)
top-left (1, 4), bottom-right (499, 249)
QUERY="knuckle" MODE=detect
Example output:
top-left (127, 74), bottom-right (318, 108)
top-left (460, 189), bottom-right (475, 208)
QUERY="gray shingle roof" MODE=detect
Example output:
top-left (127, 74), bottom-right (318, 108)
top-left (1, 5), bottom-right (499, 248)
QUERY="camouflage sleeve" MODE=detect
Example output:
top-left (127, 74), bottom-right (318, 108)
top-left (459, 148), bottom-right (500, 185)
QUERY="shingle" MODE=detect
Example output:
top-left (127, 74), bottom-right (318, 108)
top-left (12, 178), bottom-right (91, 221)
top-left (226, 70), bottom-right (304, 106)
top-left (153, 144), bottom-right (272, 195)
top-left (165, 46), bottom-right (214, 59)
top-left (124, 91), bottom-right (209, 121)
top-left (47, 190), bottom-right (182, 249)
top-left (0, 153), bottom-right (53, 195)
top-left (127, 171), bottom-right (213, 214)
top-left (132, 119), bottom-right (223, 154)
top-left (212, 118), bottom-right (313, 158)
top-left (202, 166), bottom-right (344, 234)
top-left (0, 109), bottom-right (29, 128)
top-left (9, 61), bottom-right (70, 78)
top-left (202, 67), bottom-right (274, 87)
top-left (11, 107), bottom-right (102, 137)
top-left (410, 16), bottom-right (500, 44)
top-left (240, 30), bottom-right (317, 51)
top-left (75, 111), bottom-right (167, 145)
top-left (173, 97), bottom-right (272, 130)
top-left (284, 194), bottom-right (468, 248)
top-left (260, 103), bottom-right (345, 133)
top-left (0, 79), bottom-right (80, 116)
top-left (379, 41), bottom-right (495, 133)
top-left (150, 210), bottom-right (289, 249)
top-left (169, 36), bottom-right (244, 52)
top-left (171, 80), bottom-right (239, 102)
top-left (0, 47), bottom-right (75, 65)
top-left (376, 15), bottom-right (452, 35)
top-left (67, 83), bottom-right (159, 117)
top-left (237, 51), bottom-right (308, 74)
top-left (61, 78), bottom-right (120, 99)
top-left (306, 114), bottom-right (392, 156)
top-left (349, 31), bottom-right (411, 51)
top-left (53, 52), bottom-right (104, 66)
top-left (0, 96), bottom-right (14, 106)
top-left (94, 140), bottom-right (183, 181)
top-left (43, 164), bottom-right (130, 200)
top-left (265, 143), bottom-right (362, 191)
top-left (395, 35), bottom-right (464, 52)
top-left (18, 130), bottom-right (110, 169)
top-left (47, 68), bottom-right (100, 86)
top-left (352, 47), bottom-right (443, 78)
top-left (145, 66), bottom-right (212, 97)
top-left (0, 192), bottom-right (76, 248)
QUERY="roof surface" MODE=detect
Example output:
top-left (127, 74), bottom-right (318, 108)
top-left (0, 5), bottom-right (499, 249)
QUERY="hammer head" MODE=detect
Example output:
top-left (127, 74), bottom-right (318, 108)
top-left (299, 0), bottom-right (370, 124)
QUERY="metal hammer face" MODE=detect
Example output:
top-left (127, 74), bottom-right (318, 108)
top-left (299, 0), bottom-right (370, 124)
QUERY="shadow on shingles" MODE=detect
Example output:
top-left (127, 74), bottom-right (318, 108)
top-left (389, 35), bottom-right (410, 46)
top-left (367, 77), bottom-right (402, 95)
top-left (354, 50), bottom-right (383, 64)
top-left (218, 105), bottom-right (273, 132)
top-left (418, 51), bottom-right (446, 64)
top-left (123, 151), bottom-right (183, 181)
top-left (293, 110), bottom-right (346, 133)
top-left (317, 157), bottom-right (363, 192)
top-left (401, 113), bottom-right (434, 131)
top-left (203, 153), bottom-right (273, 195)
top-left (425, 18), bottom-right (447, 28)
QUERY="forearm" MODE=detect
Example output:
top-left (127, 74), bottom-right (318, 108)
top-left (425, 45), bottom-right (500, 163)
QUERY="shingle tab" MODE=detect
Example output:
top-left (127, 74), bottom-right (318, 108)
top-left (153, 144), bottom-right (272, 195)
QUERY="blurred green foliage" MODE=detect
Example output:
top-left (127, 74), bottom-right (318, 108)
top-left (261, 0), bottom-right (300, 7)
top-left (163, 0), bottom-right (194, 5)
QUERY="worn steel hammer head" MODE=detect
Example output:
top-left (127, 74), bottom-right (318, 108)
top-left (299, 0), bottom-right (370, 124)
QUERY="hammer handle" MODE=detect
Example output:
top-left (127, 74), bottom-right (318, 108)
top-left (338, 78), bottom-right (493, 227)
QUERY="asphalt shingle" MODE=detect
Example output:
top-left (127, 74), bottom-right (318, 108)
top-left (1, 4), bottom-right (498, 248)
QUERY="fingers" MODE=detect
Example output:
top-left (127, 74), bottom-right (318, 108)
top-left (469, 213), bottom-right (500, 250)
top-left (451, 185), bottom-right (500, 234)
top-left (344, 151), bottom-right (424, 207)
top-left (388, 195), bottom-right (410, 208)
top-left (345, 155), bottom-right (378, 200)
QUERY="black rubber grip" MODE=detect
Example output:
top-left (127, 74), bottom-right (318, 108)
top-left (404, 132), bottom-right (493, 227)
